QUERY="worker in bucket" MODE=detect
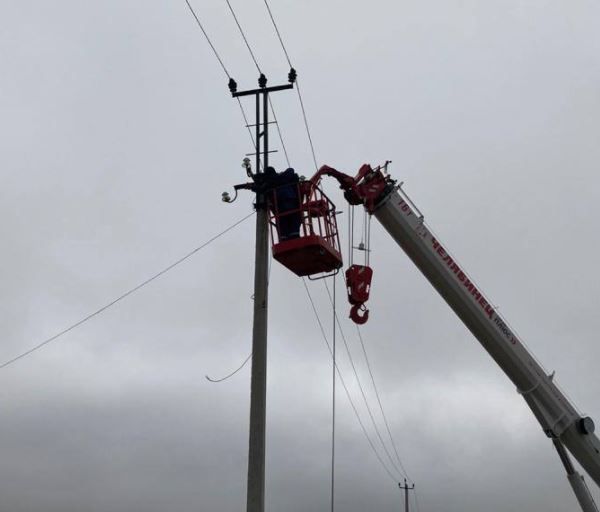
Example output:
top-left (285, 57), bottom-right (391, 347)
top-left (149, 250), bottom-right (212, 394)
top-left (264, 166), bottom-right (302, 240)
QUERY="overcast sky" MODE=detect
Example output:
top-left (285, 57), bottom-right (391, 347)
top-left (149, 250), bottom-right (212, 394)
top-left (2, 1), bottom-right (600, 511)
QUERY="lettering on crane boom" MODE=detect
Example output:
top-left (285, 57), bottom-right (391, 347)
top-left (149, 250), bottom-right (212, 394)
top-left (394, 199), bottom-right (577, 428)
top-left (430, 236), bottom-right (518, 346)
top-left (431, 238), bottom-right (495, 320)
top-left (396, 197), bottom-right (518, 347)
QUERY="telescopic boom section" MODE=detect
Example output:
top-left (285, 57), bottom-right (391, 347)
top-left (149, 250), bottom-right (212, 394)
top-left (315, 163), bottom-right (600, 489)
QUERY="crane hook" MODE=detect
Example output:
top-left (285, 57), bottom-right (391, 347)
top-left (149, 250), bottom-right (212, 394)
top-left (350, 303), bottom-right (369, 325)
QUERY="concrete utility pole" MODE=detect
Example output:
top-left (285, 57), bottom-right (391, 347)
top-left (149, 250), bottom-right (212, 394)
top-left (399, 479), bottom-right (415, 512)
top-left (229, 70), bottom-right (296, 512)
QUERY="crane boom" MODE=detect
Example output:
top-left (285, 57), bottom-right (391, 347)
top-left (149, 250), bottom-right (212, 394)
top-left (315, 164), bottom-right (600, 491)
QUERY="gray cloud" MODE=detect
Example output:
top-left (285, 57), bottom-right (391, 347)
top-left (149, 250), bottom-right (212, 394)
top-left (1, 0), bottom-right (600, 510)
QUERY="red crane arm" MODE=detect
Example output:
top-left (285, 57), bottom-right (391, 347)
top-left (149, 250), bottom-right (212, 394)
top-left (309, 163), bottom-right (395, 212)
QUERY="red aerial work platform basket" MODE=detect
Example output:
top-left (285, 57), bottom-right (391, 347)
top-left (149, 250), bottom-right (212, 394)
top-left (268, 180), bottom-right (343, 277)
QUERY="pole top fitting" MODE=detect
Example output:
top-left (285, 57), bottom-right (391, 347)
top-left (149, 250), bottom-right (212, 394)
top-left (228, 78), bottom-right (238, 95)
top-left (288, 67), bottom-right (297, 84)
top-left (258, 73), bottom-right (267, 88)
top-left (242, 157), bottom-right (253, 177)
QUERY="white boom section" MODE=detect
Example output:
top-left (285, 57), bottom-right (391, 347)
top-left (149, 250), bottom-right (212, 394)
top-left (371, 184), bottom-right (600, 486)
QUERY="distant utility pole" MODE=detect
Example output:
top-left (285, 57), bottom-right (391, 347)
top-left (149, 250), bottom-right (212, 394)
top-left (228, 69), bottom-right (296, 512)
top-left (399, 479), bottom-right (415, 512)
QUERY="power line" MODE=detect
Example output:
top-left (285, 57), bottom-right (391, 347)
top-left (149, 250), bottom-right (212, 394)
top-left (184, 0), bottom-right (231, 78)
top-left (302, 278), bottom-right (398, 484)
top-left (414, 487), bottom-right (422, 512)
top-left (0, 212), bottom-right (255, 370)
top-left (187, 0), bottom-right (411, 492)
top-left (262, 0), bottom-right (293, 66)
top-left (268, 96), bottom-right (291, 167)
top-left (238, 100), bottom-right (258, 151)
top-left (224, 0), bottom-right (262, 73)
top-left (323, 281), bottom-right (406, 480)
top-left (331, 273), bottom-right (337, 512)
top-left (182, 0), bottom-right (257, 150)
top-left (221, 0), bottom-right (291, 169)
top-left (262, 0), bottom-right (416, 492)
top-left (261, 0), bottom-right (319, 170)
top-left (263, 0), bottom-right (407, 484)
top-left (295, 80), bottom-right (319, 171)
top-left (355, 324), bottom-right (411, 480)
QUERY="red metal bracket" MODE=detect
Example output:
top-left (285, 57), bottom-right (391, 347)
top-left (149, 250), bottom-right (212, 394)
top-left (309, 163), bottom-right (393, 213)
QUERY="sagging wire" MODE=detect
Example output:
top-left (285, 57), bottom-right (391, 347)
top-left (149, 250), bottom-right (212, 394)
top-left (206, 352), bottom-right (252, 383)
top-left (0, 212), bottom-right (255, 369)
top-left (207, 252), bottom-right (273, 384)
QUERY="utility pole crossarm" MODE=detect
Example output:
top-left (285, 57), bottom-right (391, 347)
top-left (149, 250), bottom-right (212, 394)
top-left (232, 82), bottom-right (294, 97)
top-left (399, 479), bottom-right (415, 512)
